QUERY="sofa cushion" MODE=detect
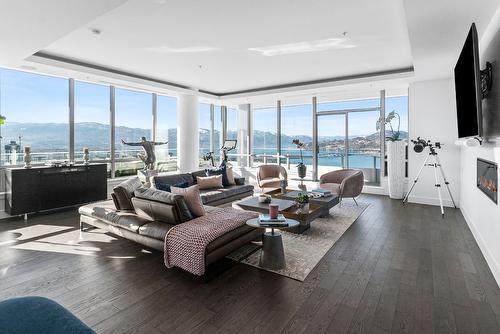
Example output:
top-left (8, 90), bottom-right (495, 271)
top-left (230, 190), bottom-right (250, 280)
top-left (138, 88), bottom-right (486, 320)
top-left (138, 221), bottom-right (174, 240)
top-left (199, 185), bottom-right (254, 204)
top-left (79, 201), bottom-right (150, 233)
top-left (171, 185), bottom-right (206, 217)
top-left (153, 173), bottom-right (195, 188)
top-left (134, 187), bottom-right (193, 223)
top-left (113, 177), bottom-right (142, 211)
top-left (196, 175), bottom-right (223, 190)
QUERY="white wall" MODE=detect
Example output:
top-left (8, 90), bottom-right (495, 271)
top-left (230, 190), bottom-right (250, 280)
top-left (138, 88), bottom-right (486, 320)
top-left (408, 78), bottom-right (461, 207)
top-left (460, 146), bottom-right (500, 284)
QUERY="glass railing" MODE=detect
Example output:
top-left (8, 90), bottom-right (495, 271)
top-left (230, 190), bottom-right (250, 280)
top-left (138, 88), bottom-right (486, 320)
top-left (0, 149), bottom-right (179, 177)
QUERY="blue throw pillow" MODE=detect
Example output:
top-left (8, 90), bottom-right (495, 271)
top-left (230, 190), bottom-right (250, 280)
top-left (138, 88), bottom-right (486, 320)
top-left (155, 181), bottom-right (189, 192)
top-left (206, 164), bottom-right (230, 187)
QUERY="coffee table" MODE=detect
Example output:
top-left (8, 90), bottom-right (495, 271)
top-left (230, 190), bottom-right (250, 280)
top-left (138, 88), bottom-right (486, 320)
top-left (265, 189), bottom-right (340, 218)
top-left (246, 218), bottom-right (299, 270)
top-left (237, 196), bottom-right (324, 233)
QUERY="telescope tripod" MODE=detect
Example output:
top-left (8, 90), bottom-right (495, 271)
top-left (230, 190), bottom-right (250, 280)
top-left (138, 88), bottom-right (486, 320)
top-left (402, 150), bottom-right (457, 217)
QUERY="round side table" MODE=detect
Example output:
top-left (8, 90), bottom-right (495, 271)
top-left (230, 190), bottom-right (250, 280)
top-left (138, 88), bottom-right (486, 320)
top-left (246, 218), bottom-right (299, 270)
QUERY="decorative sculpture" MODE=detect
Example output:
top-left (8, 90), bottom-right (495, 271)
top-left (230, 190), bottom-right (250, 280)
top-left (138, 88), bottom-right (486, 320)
top-left (121, 137), bottom-right (167, 170)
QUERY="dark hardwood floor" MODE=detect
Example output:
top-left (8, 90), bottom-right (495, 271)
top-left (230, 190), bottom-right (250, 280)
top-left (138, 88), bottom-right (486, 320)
top-left (1, 194), bottom-right (500, 333)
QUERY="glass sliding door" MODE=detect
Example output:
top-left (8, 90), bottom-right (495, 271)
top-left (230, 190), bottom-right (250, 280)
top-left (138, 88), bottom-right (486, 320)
top-left (347, 110), bottom-right (381, 185)
top-left (317, 114), bottom-right (346, 177)
top-left (252, 106), bottom-right (277, 165)
top-left (157, 95), bottom-right (177, 172)
top-left (281, 103), bottom-right (312, 172)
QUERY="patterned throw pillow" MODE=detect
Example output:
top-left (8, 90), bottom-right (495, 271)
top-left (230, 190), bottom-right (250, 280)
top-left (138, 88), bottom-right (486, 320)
top-left (196, 175), bottom-right (223, 190)
top-left (170, 185), bottom-right (206, 217)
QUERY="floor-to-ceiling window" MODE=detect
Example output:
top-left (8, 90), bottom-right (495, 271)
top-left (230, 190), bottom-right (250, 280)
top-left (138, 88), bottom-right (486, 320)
top-left (199, 103), bottom-right (212, 167)
top-left (157, 95), bottom-right (177, 172)
top-left (281, 103), bottom-right (313, 174)
top-left (252, 106), bottom-right (277, 164)
top-left (74, 81), bottom-right (110, 174)
top-left (225, 107), bottom-right (238, 162)
top-left (0, 68), bottom-right (69, 165)
top-left (317, 97), bottom-right (382, 185)
top-left (114, 88), bottom-right (152, 177)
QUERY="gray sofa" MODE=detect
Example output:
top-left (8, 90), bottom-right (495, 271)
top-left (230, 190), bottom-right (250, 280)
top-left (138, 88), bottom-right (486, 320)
top-left (79, 173), bottom-right (259, 272)
top-left (153, 170), bottom-right (254, 206)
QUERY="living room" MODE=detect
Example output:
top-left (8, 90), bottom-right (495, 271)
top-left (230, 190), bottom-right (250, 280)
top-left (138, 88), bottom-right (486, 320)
top-left (1, 1), bottom-right (500, 333)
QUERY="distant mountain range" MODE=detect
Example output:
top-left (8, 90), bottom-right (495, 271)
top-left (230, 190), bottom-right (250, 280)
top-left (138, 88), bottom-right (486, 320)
top-left (1, 122), bottom-right (407, 152)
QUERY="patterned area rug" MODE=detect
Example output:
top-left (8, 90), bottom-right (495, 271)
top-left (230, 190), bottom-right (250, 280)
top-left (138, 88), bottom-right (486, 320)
top-left (228, 201), bottom-right (369, 281)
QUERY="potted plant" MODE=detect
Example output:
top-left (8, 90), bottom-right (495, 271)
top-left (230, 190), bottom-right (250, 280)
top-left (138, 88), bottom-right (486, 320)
top-left (376, 110), bottom-right (406, 199)
top-left (295, 192), bottom-right (310, 214)
top-left (292, 139), bottom-right (307, 179)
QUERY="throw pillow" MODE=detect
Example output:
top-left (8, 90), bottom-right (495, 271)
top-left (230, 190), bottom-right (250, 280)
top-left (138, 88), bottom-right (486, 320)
top-left (196, 175), bottom-right (223, 190)
top-left (171, 185), bottom-right (206, 217)
top-left (206, 163), bottom-right (229, 187)
top-left (226, 167), bottom-right (236, 185)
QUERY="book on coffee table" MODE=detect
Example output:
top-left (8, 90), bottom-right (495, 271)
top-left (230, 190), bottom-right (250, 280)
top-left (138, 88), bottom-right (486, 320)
top-left (311, 188), bottom-right (332, 197)
top-left (259, 214), bottom-right (286, 223)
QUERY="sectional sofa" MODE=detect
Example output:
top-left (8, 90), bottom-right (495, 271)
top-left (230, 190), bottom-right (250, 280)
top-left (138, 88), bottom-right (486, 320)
top-left (78, 170), bottom-right (260, 272)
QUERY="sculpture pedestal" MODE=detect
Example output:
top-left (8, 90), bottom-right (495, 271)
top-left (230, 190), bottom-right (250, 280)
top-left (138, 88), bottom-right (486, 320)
top-left (138, 169), bottom-right (158, 187)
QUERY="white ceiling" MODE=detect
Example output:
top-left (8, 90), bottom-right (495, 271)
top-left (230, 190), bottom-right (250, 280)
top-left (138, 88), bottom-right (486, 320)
top-left (403, 0), bottom-right (500, 81)
top-left (40, 0), bottom-right (413, 94)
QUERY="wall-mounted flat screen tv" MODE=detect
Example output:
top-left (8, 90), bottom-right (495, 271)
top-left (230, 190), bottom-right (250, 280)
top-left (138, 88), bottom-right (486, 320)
top-left (454, 23), bottom-right (483, 138)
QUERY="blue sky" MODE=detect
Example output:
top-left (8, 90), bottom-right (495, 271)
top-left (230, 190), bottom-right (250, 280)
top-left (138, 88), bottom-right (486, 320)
top-left (1, 67), bottom-right (407, 137)
top-left (253, 96), bottom-right (408, 136)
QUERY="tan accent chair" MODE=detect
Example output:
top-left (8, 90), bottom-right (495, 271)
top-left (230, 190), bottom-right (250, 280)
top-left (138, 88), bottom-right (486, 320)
top-left (257, 165), bottom-right (288, 189)
top-left (319, 169), bottom-right (364, 205)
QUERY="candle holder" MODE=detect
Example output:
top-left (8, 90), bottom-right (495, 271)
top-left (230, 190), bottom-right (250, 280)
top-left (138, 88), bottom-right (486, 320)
top-left (24, 146), bottom-right (32, 168)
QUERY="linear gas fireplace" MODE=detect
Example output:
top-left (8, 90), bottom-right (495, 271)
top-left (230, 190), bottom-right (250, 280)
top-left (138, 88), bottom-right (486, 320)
top-left (477, 158), bottom-right (498, 204)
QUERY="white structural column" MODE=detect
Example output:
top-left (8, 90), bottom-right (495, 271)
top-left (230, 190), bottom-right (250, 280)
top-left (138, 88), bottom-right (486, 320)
top-left (177, 94), bottom-right (199, 172)
top-left (237, 104), bottom-right (251, 167)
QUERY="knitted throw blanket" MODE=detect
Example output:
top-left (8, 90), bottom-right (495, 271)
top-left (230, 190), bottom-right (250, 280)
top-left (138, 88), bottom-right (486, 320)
top-left (164, 208), bottom-right (258, 276)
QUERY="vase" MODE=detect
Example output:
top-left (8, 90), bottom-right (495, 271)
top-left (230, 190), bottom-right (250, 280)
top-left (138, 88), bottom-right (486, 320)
top-left (297, 163), bottom-right (307, 179)
top-left (387, 141), bottom-right (406, 199)
top-left (24, 152), bottom-right (32, 169)
top-left (83, 152), bottom-right (90, 165)
top-left (299, 203), bottom-right (309, 214)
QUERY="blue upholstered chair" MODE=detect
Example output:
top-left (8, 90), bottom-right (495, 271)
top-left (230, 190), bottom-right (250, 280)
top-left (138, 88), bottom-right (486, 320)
top-left (0, 296), bottom-right (95, 334)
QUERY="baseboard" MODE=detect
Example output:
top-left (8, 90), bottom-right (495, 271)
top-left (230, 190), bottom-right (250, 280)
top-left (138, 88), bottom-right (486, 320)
top-left (461, 207), bottom-right (500, 288)
top-left (362, 186), bottom-right (385, 195)
top-left (407, 195), bottom-right (459, 208)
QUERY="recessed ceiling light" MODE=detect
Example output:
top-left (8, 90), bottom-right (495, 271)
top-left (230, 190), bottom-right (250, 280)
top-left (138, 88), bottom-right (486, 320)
top-left (249, 38), bottom-right (355, 56)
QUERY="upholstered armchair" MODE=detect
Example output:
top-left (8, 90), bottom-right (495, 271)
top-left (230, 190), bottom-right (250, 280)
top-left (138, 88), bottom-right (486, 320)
top-left (257, 165), bottom-right (288, 189)
top-left (319, 169), bottom-right (364, 205)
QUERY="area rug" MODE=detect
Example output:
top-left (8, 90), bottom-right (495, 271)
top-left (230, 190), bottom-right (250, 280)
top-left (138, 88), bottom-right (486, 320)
top-left (228, 201), bottom-right (369, 281)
